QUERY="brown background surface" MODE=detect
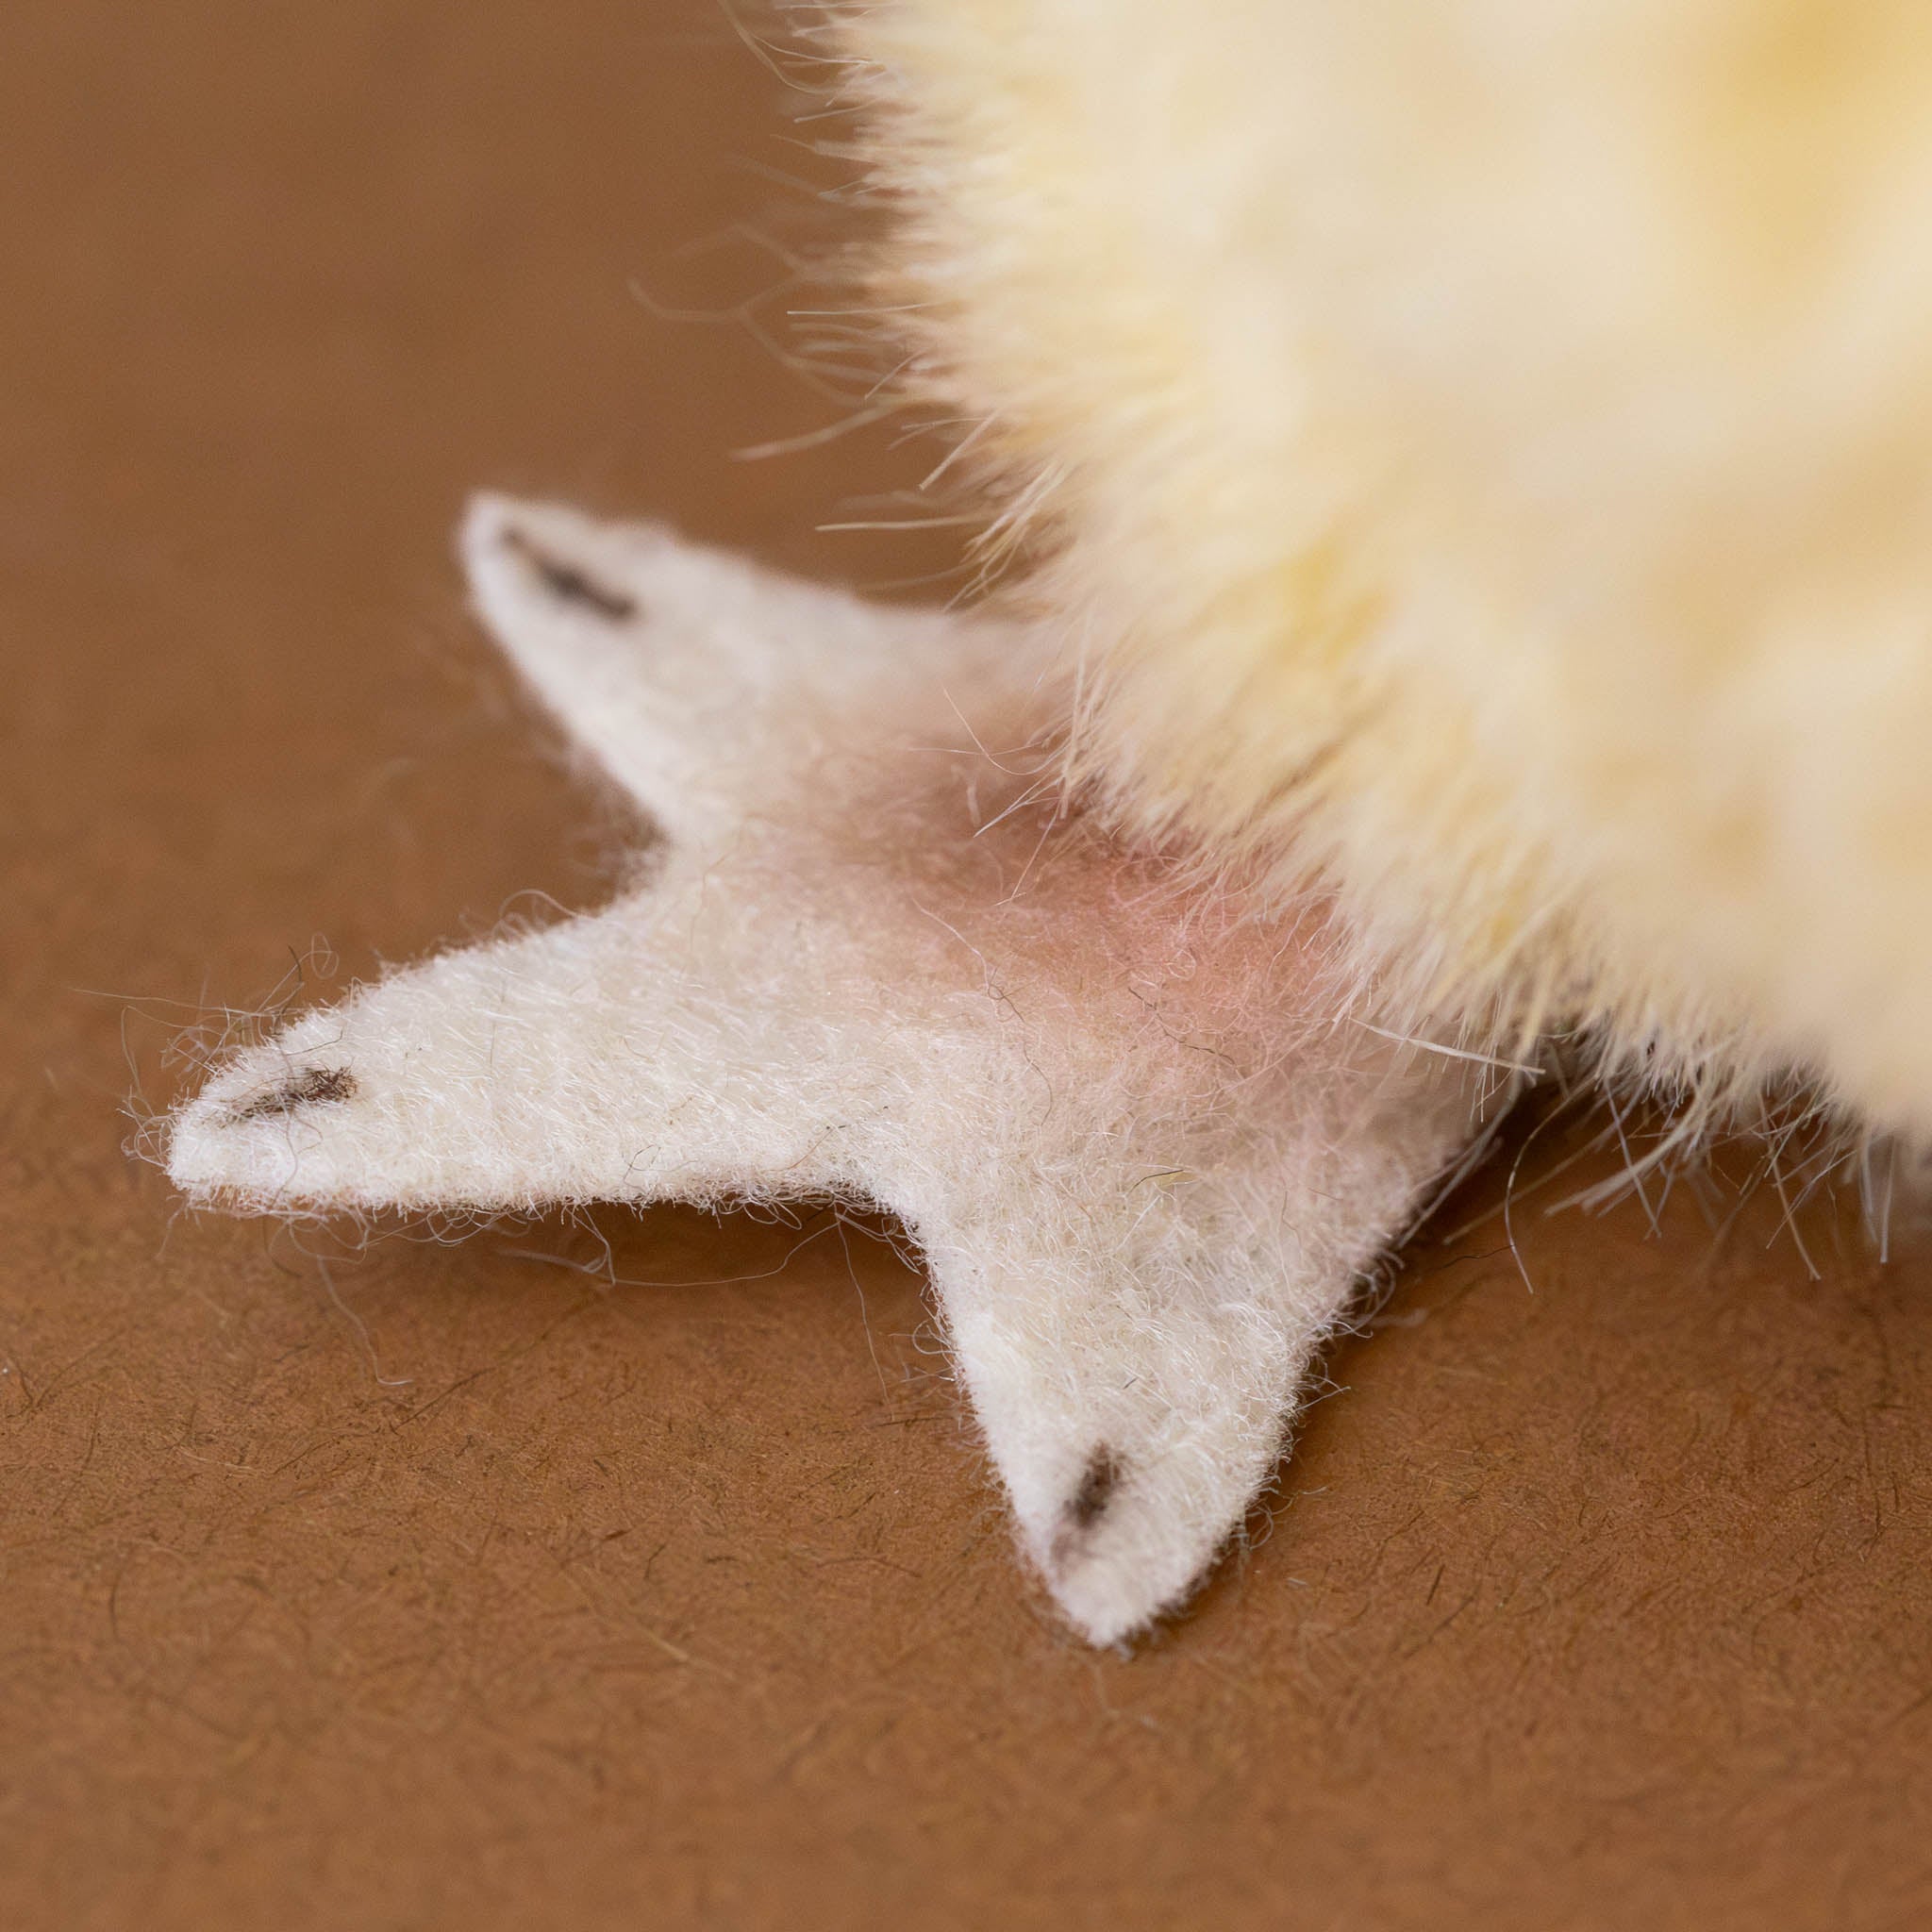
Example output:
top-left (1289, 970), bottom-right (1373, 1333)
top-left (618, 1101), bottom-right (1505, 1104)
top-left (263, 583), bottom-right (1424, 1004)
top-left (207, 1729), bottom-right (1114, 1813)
top-left (5, 5), bottom-right (1932, 1927)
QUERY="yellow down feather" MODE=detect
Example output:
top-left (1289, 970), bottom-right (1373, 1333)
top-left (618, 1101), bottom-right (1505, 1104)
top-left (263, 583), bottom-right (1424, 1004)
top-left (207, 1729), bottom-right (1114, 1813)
top-left (824, 0), bottom-right (1932, 1139)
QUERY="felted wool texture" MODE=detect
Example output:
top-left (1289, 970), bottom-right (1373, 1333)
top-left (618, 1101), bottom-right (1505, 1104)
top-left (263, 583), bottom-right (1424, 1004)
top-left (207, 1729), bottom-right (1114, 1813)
top-left (824, 0), bottom-right (1932, 1141)
top-left (167, 495), bottom-right (1479, 1645)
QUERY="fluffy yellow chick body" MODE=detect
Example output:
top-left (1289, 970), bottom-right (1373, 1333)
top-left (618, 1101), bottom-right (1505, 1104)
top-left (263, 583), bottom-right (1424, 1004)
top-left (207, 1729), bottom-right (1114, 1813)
top-left (829, 0), bottom-right (1932, 1134)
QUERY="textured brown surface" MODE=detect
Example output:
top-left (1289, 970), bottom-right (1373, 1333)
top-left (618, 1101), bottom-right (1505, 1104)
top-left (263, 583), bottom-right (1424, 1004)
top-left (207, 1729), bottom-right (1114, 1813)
top-left (5, 6), bottom-right (1932, 1927)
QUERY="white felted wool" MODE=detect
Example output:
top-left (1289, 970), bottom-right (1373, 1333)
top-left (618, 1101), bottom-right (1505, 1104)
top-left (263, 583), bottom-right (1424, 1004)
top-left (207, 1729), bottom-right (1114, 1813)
top-left (827, 0), bottom-right (1932, 1139)
top-left (167, 495), bottom-right (1478, 1644)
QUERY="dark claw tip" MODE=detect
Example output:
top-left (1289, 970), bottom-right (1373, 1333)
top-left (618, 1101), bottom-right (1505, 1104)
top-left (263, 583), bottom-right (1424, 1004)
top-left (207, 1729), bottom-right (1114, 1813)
top-left (498, 526), bottom-right (638, 622)
top-left (222, 1066), bottom-right (358, 1124)
top-left (1051, 1444), bottom-right (1127, 1571)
